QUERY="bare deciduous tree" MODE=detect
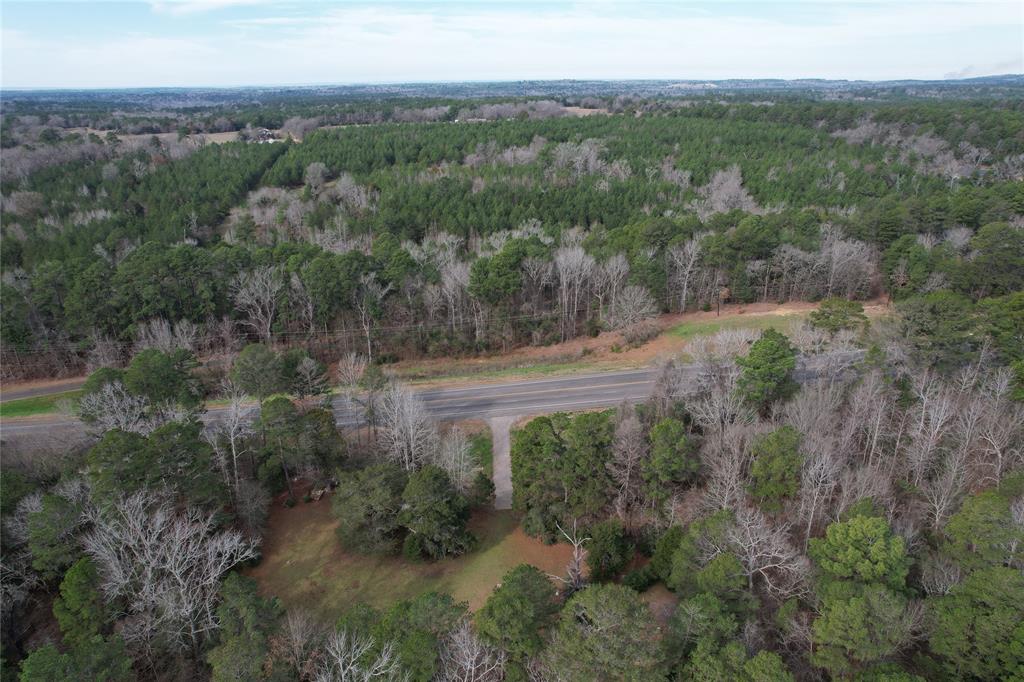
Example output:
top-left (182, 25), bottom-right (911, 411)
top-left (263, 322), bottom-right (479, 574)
top-left (304, 162), bottom-right (329, 196)
top-left (436, 426), bottom-right (475, 493)
top-left (702, 423), bottom-right (757, 511)
top-left (818, 225), bottom-right (876, 299)
top-left (85, 331), bottom-right (125, 371)
top-left (797, 449), bottom-right (841, 550)
top-left (605, 284), bottom-right (657, 330)
top-left (203, 382), bottom-right (255, 499)
top-left (903, 373), bottom-right (956, 488)
top-left (314, 629), bottom-right (407, 682)
top-left (336, 352), bottom-right (368, 391)
top-left (608, 402), bottom-right (647, 519)
top-left (84, 492), bottom-right (259, 659)
top-left (437, 620), bottom-right (506, 682)
top-left (353, 273), bottom-right (393, 363)
top-left (272, 609), bottom-right (324, 680)
top-left (668, 235), bottom-right (704, 312)
top-left (976, 370), bottom-right (1024, 485)
top-left (377, 380), bottom-right (438, 471)
top-left (78, 381), bottom-right (154, 435)
top-left (727, 506), bottom-right (810, 600)
top-left (234, 479), bottom-right (271, 538)
top-left (134, 318), bottom-right (198, 354)
top-left (294, 356), bottom-right (329, 401)
top-left (550, 520), bottom-right (589, 596)
top-left (920, 552), bottom-right (963, 597)
top-left (689, 165), bottom-right (762, 219)
top-left (593, 254), bottom-right (629, 322)
top-left (554, 243), bottom-right (594, 341)
top-left (231, 265), bottom-right (284, 342)
top-left (687, 352), bottom-right (754, 446)
top-left (440, 260), bottom-right (472, 334)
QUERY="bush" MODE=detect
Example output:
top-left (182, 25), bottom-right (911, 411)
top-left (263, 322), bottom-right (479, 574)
top-left (622, 320), bottom-right (661, 347)
top-left (402, 534), bottom-right (427, 561)
top-left (332, 463), bottom-right (408, 555)
top-left (622, 563), bottom-right (658, 592)
top-left (399, 466), bottom-right (474, 560)
top-left (651, 525), bottom-right (684, 581)
top-left (586, 519), bottom-right (631, 582)
top-left (467, 470), bottom-right (495, 507)
top-left (256, 453), bottom-right (286, 493)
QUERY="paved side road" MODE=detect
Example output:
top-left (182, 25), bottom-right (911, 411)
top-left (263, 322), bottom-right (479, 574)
top-left (488, 416), bottom-right (516, 511)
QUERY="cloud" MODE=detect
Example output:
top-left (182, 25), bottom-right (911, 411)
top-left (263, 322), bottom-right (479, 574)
top-left (224, 16), bottom-right (313, 28)
top-left (3, 1), bottom-right (1022, 87)
top-left (149, 0), bottom-right (270, 16)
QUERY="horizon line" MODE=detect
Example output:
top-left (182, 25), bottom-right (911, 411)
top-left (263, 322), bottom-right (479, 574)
top-left (3, 74), bottom-right (1022, 93)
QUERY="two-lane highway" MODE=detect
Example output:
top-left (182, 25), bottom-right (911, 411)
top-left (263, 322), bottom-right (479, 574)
top-left (0, 351), bottom-right (863, 437)
top-left (379, 369), bottom-right (658, 422)
top-left (0, 367), bottom-right (663, 437)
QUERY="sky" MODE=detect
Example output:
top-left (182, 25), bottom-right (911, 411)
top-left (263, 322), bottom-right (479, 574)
top-left (1, 1), bottom-right (1022, 89)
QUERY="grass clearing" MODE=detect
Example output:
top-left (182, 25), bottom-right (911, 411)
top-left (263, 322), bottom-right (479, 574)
top-left (666, 310), bottom-right (809, 342)
top-left (470, 433), bottom-right (494, 476)
top-left (0, 390), bottom-right (81, 419)
top-left (247, 496), bottom-right (573, 619)
top-left (397, 357), bottom-right (607, 385)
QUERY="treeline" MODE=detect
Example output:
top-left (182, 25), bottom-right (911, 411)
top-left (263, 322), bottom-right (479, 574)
top-left (3, 208), bottom-right (1020, 383)
top-left (663, 99), bottom-right (1024, 159)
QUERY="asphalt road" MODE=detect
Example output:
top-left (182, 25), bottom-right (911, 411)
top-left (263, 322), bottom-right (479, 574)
top-left (0, 368), bottom-right (661, 438)
top-left (387, 369), bottom-right (658, 421)
top-left (0, 352), bottom-right (863, 437)
top-left (0, 378), bottom-right (86, 402)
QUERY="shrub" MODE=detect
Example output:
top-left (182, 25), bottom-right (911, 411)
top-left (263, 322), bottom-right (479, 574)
top-left (622, 320), bottom-right (661, 347)
top-left (622, 563), bottom-right (658, 592)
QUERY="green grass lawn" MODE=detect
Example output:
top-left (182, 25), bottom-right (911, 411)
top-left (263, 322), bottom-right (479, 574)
top-left (0, 390), bottom-right (81, 419)
top-left (398, 357), bottom-right (610, 384)
top-left (470, 433), bottom-right (494, 476)
top-left (247, 500), bottom-right (572, 618)
top-left (666, 310), bottom-right (809, 341)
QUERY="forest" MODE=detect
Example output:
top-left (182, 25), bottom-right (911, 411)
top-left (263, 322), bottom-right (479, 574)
top-left (0, 82), bottom-right (1022, 681)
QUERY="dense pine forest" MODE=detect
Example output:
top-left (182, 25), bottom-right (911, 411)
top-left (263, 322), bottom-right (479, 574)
top-left (1, 82), bottom-right (1022, 681)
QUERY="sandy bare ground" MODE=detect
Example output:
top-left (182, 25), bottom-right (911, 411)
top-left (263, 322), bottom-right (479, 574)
top-left (564, 106), bottom-right (609, 116)
top-left (63, 127), bottom-right (241, 146)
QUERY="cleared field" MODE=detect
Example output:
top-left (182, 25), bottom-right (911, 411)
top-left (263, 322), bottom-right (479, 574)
top-left (247, 498), bottom-right (573, 618)
top-left (666, 309), bottom-right (809, 341)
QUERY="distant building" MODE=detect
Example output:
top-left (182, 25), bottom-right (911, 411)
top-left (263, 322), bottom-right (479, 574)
top-left (252, 128), bottom-right (278, 143)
